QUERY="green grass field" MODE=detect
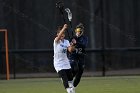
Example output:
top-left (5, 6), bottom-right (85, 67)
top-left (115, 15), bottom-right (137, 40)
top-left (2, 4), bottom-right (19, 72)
top-left (0, 76), bottom-right (140, 93)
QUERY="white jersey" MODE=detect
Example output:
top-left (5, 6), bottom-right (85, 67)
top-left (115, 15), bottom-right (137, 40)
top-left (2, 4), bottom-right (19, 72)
top-left (53, 39), bottom-right (71, 72)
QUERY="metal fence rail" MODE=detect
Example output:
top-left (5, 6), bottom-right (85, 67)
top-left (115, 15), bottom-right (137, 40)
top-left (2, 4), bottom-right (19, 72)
top-left (1, 47), bottom-right (140, 79)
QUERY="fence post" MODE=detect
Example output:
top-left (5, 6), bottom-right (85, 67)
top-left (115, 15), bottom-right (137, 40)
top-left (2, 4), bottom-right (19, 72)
top-left (100, 0), bottom-right (106, 76)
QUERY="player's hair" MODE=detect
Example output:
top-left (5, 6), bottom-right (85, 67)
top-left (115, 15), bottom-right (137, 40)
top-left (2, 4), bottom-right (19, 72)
top-left (76, 23), bottom-right (84, 30)
top-left (55, 26), bottom-right (65, 37)
top-left (75, 23), bottom-right (84, 32)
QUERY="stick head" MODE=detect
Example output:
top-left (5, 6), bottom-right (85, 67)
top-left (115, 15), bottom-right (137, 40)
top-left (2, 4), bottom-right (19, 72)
top-left (65, 8), bottom-right (72, 21)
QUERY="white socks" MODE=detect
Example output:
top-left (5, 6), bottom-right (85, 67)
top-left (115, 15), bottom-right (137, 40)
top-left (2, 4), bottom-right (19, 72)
top-left (66, 87), bottom-right (72, 93)
top-left (66, 81), bottom-right (75, 93)
top-left (68, 81), bottom-right (74, 88)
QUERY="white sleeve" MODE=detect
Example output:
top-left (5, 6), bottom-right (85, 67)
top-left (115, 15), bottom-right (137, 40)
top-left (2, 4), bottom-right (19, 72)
top-left (53, 39), bottom-right (60, 46)
top-left (53, 40), bottom-right (57, 47)
top-left (53, 40), bottom-right (58, 53)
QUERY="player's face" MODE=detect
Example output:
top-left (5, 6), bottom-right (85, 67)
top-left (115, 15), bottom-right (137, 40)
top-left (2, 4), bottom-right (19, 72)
top-left (76, 31), bottom-right (81, 37)
top-left (60, 33), bottom-right (65, 39)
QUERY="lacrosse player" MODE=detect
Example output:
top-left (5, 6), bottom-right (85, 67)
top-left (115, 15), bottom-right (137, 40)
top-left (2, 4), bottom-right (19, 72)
top-left (53, 24), bottom-right (76, 93)
top-left (69, 23), bottom-right (88, 88)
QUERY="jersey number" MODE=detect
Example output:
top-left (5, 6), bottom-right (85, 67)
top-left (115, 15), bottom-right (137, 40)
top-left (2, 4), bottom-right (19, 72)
top-left (62, 49), bottom-right (67, 53)
top-left (75, 48), bottom-right (82, 54)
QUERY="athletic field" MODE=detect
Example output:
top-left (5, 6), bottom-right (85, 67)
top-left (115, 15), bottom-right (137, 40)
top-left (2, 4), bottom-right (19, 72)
top-left (0, 76), bottom-right (140, 93)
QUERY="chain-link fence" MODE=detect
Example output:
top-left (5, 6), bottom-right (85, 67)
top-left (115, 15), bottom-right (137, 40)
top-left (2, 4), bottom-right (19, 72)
top-left (0, 0), bottom-right (140, 79)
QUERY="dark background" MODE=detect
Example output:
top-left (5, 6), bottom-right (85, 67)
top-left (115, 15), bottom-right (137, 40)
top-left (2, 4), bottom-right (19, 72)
top-left (0, 0), bottom-right (140, 78)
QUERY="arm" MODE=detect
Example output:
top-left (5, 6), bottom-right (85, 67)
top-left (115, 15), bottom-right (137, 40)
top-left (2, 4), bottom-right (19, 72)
top-left (68, 38), bottom-right (76, 52)
top-left (54, 24), bottom-right (68, 42)
top-left (68, 39), bottom-right (76, 53)
top-left (68, 45), bottom-right (75, 53)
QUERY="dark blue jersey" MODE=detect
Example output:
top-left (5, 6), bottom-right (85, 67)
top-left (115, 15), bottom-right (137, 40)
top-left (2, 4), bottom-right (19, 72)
top-left (69, 35), bottom-right (88, 60)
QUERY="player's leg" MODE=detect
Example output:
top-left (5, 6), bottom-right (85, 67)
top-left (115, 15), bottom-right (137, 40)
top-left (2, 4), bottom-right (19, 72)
top-left (73, 57), bottom-right (85, 87)
top-left (58, 70), bottom-right (69, 88)
top-left (66, 69), bottom-right (73, 86)
top-left (58, 69), bottom-right (73, 93)
top-left (66, 69), bottom-right (75, 93)
top-left (70, 60), bottom-right (79, 77)
top-left (73, 66), bottom-right (84, 87)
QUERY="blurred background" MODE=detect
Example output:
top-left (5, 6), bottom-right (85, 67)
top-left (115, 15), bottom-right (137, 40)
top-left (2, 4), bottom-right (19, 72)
top-left (0, 0), bottom-right (140, 79)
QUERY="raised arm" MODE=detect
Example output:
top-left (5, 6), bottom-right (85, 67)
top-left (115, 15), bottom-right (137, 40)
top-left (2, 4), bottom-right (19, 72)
top-left (54, 24), bottom-right (68, 43)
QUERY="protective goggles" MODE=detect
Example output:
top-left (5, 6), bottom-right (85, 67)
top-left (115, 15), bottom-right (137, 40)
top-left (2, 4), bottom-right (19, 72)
top-left (75, 28), bottom-right (83, 32)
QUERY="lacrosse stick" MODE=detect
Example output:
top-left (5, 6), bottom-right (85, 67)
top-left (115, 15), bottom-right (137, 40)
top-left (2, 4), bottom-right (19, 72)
top-left (65, 8), bottom-right (74, 37)
top-left (56, 1), bottom-right (71, 39)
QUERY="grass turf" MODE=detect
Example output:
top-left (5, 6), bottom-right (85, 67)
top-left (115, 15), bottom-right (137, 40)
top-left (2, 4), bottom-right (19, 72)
top-left (0, 76), bottom-right (140, 93)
